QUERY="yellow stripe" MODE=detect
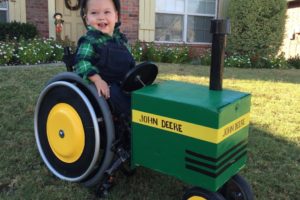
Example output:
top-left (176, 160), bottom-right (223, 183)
top-left (132, 110), bottom-right (250, 144)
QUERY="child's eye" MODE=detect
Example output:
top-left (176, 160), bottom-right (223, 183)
top-left (105, 11), bottom-right (111, 14)
top-left (91, 11), bottom-right (97, 15)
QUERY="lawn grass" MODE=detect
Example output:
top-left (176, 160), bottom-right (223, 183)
top-left (0, 63), bottom-right (299, 199)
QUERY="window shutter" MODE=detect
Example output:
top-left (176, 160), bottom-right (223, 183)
top-left (139, 0), bottom-right (155, 42)
top-left (8, 0), bottom-right (26, 22)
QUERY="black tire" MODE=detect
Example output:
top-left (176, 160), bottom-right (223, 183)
top-left (220, 174), bottom-right (254, 200)
top-left (183, 187), bottom-right (225, 200)
top-left (34, 81), bottom-right (101, 181)
top-left (34, 72), bottom-right (115, 186)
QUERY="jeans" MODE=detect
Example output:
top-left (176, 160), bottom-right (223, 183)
top-left (109, 82), bottom-right (131, 119)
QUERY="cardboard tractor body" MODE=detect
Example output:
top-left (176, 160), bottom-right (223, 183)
top-left (34, 62), bottom-right (253, 199)
top-left (131, 80), bottom-right (250, 192)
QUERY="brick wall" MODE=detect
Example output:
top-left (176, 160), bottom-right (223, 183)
top-left (26, 0), bottom-right (49, 38)
top-left (120, 0), bottom-right (139, 42)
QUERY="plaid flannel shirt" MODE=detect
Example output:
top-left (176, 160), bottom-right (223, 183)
top-left (75, 25), bottom-right (130, 83)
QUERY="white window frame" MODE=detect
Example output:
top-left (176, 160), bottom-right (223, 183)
top-left (0, 1), bottom-right (9, 22)
top-left (155, 0), bottom-right (218, 44)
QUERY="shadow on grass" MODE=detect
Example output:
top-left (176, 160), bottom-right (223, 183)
top-left (157, 63), bottom-right (300, 84)
top-left (244, 124), bottom-right (300, 200)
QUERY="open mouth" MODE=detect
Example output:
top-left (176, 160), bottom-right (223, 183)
top-left (98, 23), bottom-right (107, 29)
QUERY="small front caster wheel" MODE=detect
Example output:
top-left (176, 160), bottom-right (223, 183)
top-left (220, 174), bottom-right (254, 200)
top-left (182, 187), bottom-right (225, 200)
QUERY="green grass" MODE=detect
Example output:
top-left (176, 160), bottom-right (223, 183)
top-left (0, 64), bottom-right (299, 199)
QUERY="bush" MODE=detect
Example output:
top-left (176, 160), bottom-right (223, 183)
top-left (287, 55), bottom-right (300, 69)
top-left (199, 49), bottom-right (211, 66)
top-left (137, 42), bottom-right (190, 64)
top-left (16, 38), bottom-right (63, 65)
top-left (131, 40), bottom-right (144, 62)
top-left (224, 53), bottom-right (289, 69)
top-left (162, 45), bottom-right (189, 63)
top-left (0, 41), bottom-right (15, 65)
top-left (0, 21), bottom-right (38, 41)
top-left (50, 41), bottom-right (64, 62)
top-left (0, 38), bottom-right (64, 66)
top-left (249, 53), bottom-right (288, 69)
top-left (144, 42), bottom-right (163, 62)
top-left (226, 0), bottom-right (287, 62)
top-left (17, 38), bottom-right (50, 65)
top-left (225, 54), bottom-right (252, 68)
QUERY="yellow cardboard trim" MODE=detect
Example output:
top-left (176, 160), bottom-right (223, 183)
top-left (132, 110), bottom-right (250, 144)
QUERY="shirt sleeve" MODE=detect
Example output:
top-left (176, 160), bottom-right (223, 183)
top-left (74, 39), bottom-right (99, 83)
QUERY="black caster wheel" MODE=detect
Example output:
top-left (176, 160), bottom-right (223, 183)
top-left (120, 160), bottom-right (136, 177)
top-left (220, 174), bottom-right (254, 200)
top-left (183, 187), bottom-right (225, 200)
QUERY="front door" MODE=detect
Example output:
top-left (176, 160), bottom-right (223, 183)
top-left (55, 0), bottom-right (86, 42)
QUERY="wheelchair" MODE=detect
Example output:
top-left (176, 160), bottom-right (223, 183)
top-left (34, 47), bottom-right (158, 194)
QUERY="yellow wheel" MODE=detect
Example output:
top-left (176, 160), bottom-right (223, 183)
top-left (187, 197), bottom-right (207, 200)
top-left (182, 187), bottom-right (225, 200)
top-left (46, 103), bottom-right (85, 163)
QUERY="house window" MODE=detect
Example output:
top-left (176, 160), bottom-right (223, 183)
top-left (0, 1), bottom-right (8, 22)
top-left (155, 0), bottom-right (216, 43)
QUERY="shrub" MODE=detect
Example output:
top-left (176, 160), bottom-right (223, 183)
top-left (15, 38), bottom-right (63, 65)
top-left (144, 42), bottom-right (164, 62)
top-left (226, 0), bottom-right (287, 62)
top-left (249, 53), bottom-right (288, 69)
top-left (49, 39), bottom-right (64, 62)
top-left (141, 42), bottom-right (190, 64)
top-left (0, 37), bottom-right (65, 66)
top-left (225, 54), bottom-right (252, 68)
top-left (0, 41), bottom-right (15, 65)
top-left (131, 40), bottom-right (144, 62)
top-left (287, 55), bottom-right (300, 69)
top-left (224, 53), bottom-right (289, 69)
top-left (162, 45), bottom-right (189, 64)
top-left (199, 49), bottom-right (212, 66)
top-left (265, 53), bottom-right (288, 69)
top-left (0, 21), bottom-right (38, 41)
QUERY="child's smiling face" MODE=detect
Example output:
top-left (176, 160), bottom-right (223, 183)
top-left (85, 0), bottom-right (118, 36)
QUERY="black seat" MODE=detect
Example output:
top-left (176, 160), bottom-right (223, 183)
top-left (63, 47), bottom-right (76, 72)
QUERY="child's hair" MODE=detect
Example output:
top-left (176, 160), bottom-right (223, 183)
top-left (80, 0), bottom-right (121, 28)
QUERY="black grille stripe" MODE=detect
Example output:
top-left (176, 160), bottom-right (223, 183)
top-left (186, 139), bottom-right (247, 163)
top-left (185, 144), bottom-right (247, 170)
top-left (186, 151), bottom-right (247, 178)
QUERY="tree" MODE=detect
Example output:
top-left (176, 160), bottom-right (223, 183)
top-left (226, 0), bottom-right (287, 66)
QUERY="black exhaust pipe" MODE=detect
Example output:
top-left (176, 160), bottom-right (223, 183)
top-left (209, 19), bottom-right (230, 90)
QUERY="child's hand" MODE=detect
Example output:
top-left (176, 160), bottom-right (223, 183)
top-left (89, 74), bottom-right (110, 99)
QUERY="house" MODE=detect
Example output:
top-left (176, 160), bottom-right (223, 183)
top-left (1, 0), bottom-right (230, 56)
top-left (1, 0), bottom-right (298, 58)
top-left (280, 0), bottom-right (300, 58)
